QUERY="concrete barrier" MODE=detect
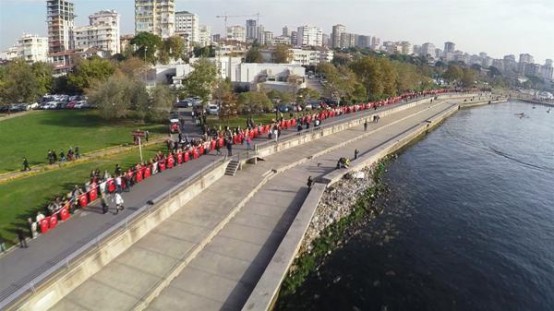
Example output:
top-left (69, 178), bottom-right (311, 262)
top-left (243, 104), bottom-right (462, 311)
top-left (242, 183), bottom-right (327, 311)
top-left (13, 161), bottom-right (229, 311)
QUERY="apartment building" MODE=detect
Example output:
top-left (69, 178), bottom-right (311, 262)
top-left (296, 25), bottom-right (323, 47)
top-left (1, 34), bottom-right (49, 62)
top-left (135, 0), bottom-right (175, 38)
top-left (73, 10), bottom-right (120, 55)
top-left (47, 0), bottom-right (75, 53)
top-left (175, 11), bottom-right (199, 46)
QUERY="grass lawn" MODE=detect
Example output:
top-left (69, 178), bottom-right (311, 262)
top-left (0, 110), bottom-right (166, 173)
top-left (0, 143), bottom-right (164, 247)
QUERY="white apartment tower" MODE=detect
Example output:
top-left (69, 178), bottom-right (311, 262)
top-left (198, 25), bottom-right (211, 47)
top-left (226, 25), bottom-right (246, 42)
top-left (73, 10), bottom-right (120, 54)
top-left (175, 11), bottom-right (199, 45)
top-left (2, 34), bottom-right (49, 63)
top-left (296, 25), bottom-right (323, 47)
top-left (135, 0), bottom-right (175, 38)
top-left (47, 0), bottom-right (75, 53)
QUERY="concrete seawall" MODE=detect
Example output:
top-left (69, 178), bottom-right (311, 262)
top-left (243, 103), bottom-right (462, 311)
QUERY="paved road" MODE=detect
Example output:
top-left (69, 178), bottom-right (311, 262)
top-left (49, 101), bottom-right (458, 310)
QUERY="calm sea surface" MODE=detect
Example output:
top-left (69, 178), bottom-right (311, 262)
top-left (281, 100), bottom-right (554, 311)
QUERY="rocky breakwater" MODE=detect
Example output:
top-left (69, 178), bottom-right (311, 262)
top-left (301, 166), bottom-right (375, 254)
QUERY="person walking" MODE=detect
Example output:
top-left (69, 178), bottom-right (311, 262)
top-left (114, 192), bottom-right (124, 215)
top-left (22, 157), bottom-right (30, 171)
top-left (215, 139), bottom-right (222, 155)
top-left (17, 229), bottom-right (27, 248)
top-left (226, 138), bottom-right (233, 156)
top-left (307, 176), bottom-right (314, 189)
top-left (354, 149), bottom-right (359, 160)
top-left (364, 120), bottom-right (368, 131)
top-left (0, 234), bottom-right (7, 253)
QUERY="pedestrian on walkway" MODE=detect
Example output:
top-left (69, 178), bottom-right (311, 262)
top-left (145, 130), bottom-right (149, 142)
top-left (226, 139), bottom-right (233, 156)
top-left (354, 149), bottom-right (359, 160)
top-left (0, 234), bottom-right (7, 253)
top-left (17, 229), bottom-right (27, 248)
top-left (27, 218), bottom-right (37, 239)
top-left (307, 176), bottom-right (314, 189)
top-left (114, 193), bottom-right (125, 215)
top-left (22, 157), bottom-right (30, 171)
top-left (364, 120), bottom-right (368, 131)
top-left (215, 139), bottom-right (222, 155)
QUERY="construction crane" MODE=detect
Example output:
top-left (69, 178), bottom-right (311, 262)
top-left (216, 12), bottom-right (261, 36)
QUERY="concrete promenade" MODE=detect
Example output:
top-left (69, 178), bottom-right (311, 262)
top-left (0, 96), bottom-right (440, 308)
top-left (49, 100), bottom-right (461, 310)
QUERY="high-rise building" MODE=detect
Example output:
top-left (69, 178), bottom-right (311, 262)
top-left (175, 11), bottom-right (199, 46)
top-left (296, 25), bottom-right (323, 47)
top-left (264, 31), bottom-right (274, 46)
top-left (1, 34), bottom-right (49, 62)
top-left (246, 19), bottom-right (257, 41)
top-left (357, 35), bottom-right (371, 49)
top-left (135, 0), bottom-right (175, 38)
top-left (519, 53), bottom-right (534, 64)
top-left (518, 53), bottom-right (534, 73)
top-left (226, 25), bottom-right (246, 42)
top-left (273, 35), bottom-right (291, 45)
top-left (198, 25), bottom-right (211, 47)
top-left (444, 41), bottom-right (455, 54)
top-left (282, 26), bottom-right (290, 37)
top-left (400, 41), bottom-right (412, 55)
top-left (73, 10), bottom-right (120, 54)
top-left (331, 24), bottom-right (346, 48)
top-left (421, 42), bottom-right (435, 58)
top-left (371, 36), bottom-right (381, 49)
top-left (47, 0), bottom-right (75, 54)
top-left (290, 31), bottom-right (298, 46)
top-left (256, 25), bottom-right (265, 45)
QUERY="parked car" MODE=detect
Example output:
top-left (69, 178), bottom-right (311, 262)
top-left (206, 104), bottom-right (220, 115)
top-left (175, 100), bottom-right (191, 108)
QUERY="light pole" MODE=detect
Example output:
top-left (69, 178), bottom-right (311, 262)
top-left (144, 46), bottom-right (148, 83)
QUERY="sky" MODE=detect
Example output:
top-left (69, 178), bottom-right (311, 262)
top-left (0, 0), bottom-right (553, 63)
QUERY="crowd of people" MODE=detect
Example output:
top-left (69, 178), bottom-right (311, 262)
top-left (47, 146), bottom-right (80, 165)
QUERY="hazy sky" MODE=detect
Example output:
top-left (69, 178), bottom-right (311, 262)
top-left (1, 0), bottom-right (552, 63)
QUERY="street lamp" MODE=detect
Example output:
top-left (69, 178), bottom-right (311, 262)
top-left (144, 47), bottom-right (148, 83)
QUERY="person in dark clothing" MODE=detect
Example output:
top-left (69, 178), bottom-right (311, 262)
top-left (307, 176), bottom-right (314, 189)
top-left (17, 229), bottom-right (27, 248)
top-left (226, 139), bottom-right (233, 156)
top-left (114, 164), bottom-right (122, 176)
top-left (354, 149), bottom-right (359, 160)
top-left (364, 120), bottom-right (368, 131)
top-left (0, 234), bottom-right (6, 252)
top-left (22, 157), bottom-right (30, 171)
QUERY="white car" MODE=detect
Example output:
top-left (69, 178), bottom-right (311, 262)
top-left (207, 105), bottom-right (219, 115)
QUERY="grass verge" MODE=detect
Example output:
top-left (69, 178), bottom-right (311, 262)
top-left (0, 143), bottom-right (165, 247)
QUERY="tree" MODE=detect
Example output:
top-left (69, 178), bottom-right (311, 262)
top-left (148, 85), bottom-right (174, 121)
top-left (31, 62), bottom-right (54, 97)
top-left (273, 45), bottom-right (290, 63)
top-left (296, 88), bottom-right (320, 106)
top-left (183, 58), bottom-right (217, 115)
top-left (238, 91), bottom-right (272, 114)
top-left (87, 73), bottom-right (132, 120)
top-left (117, 57), bottom-right (147, 79)
top-left (131, 32), bottom-right (163, 64)
top-left (0, 59), bottom-right (41, 104)
top-left (193, 45), bottom-right (216, 58)
top-left (68, 57), bottom-right (115, 92)
top-left (214, 78), bottom-right (238, 120)
top-left (245, 47), bottom-right (263, 63)
top-left (443, 64), bottom-right (464, 83)
top-left (331, 53), bottom-right (351, 67)
top-left (461, 68), bottom-right (477, 87)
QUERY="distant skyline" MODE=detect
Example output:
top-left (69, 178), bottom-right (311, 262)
top-left (1, 0), bottom-right (553, 63)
